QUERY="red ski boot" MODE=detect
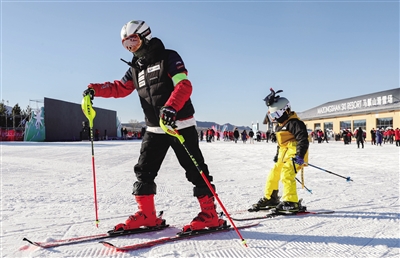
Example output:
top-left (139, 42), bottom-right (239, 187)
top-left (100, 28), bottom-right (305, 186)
top-left (182, 195), bottom-right (226, 232)
top-left (113, 194), bottom-right (163, 231)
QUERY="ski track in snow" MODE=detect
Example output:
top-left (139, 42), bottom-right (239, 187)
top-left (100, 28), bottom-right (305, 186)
top-left (2, 140), bottom-right (399, 257)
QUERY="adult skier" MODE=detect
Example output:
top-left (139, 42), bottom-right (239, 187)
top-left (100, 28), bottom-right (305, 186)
top-left (83, 20), bottom-right (225, 232)
top-left (250, 89), bottom-right (309, 213)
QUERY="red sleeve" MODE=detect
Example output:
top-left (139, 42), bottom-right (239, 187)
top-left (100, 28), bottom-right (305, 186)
top-left (88, 80), bottom-right (135, 98)
top-left (165, 79), bottom-right (192, 111)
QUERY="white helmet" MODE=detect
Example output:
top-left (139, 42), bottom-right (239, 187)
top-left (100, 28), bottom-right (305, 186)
top-left (268, 97), bottom-right (291, 122)
top-left (121, 20), bottom-right (152, 41)
top-left (121, 20), bottom-right (152, 52)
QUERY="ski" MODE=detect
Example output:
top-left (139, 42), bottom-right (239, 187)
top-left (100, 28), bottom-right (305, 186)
top-left (100, 222), bottom-right (259, 251)
top-left (23, 223), bottom-right (169, 249)
top-left (231, 210), bottom-right (335, 221)
top-left (23, 212), bottom-right (169, 249)
top-left (246, 198), bottom-right (309, 213)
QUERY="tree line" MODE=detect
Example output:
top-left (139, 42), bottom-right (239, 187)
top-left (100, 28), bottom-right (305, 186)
top-left (0, 101), bottom-right (32, 129)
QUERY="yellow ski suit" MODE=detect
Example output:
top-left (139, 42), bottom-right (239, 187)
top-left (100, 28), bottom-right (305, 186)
top-left (264, 112), bottom-right (309, 203)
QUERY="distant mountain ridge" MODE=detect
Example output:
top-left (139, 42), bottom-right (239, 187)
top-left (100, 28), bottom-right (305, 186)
top-left (196, 121), bottom-right (251, 131)
top-left (121, 121), bottom-right (252, 131)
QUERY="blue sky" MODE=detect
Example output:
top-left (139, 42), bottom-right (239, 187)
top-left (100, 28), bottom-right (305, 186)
top-left (1, 1), bottom-right (399, 128)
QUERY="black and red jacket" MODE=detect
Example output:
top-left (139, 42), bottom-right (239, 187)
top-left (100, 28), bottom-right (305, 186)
top-left (89, 37), bottom-right (194, 127)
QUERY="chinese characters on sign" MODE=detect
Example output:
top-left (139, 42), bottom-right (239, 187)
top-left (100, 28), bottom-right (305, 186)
top-left (317, 94), bottom-right (394, 115)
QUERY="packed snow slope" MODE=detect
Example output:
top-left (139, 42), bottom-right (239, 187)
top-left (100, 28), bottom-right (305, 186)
top-left (2, 139), bottom-right (399, 257)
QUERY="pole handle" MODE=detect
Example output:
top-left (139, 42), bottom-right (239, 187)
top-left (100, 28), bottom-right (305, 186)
top-left (81, 95), bottom-right (96, 127)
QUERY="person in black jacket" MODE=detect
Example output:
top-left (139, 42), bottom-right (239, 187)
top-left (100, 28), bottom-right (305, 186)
top-left (83, 20), bottom-right (224, 233)
top-left (250, 89), bottom-right (309, 213)
top-left (233, 127), bottom-right (239, 143)
top-left (249, 129), bottom-right (255, 144)
top-left (355, 127), bottom-right (364, 148)
top-left (256, 130), bottom-right (261, 142)
top-left (370, 128), bottom-right (376, 145)
top-left (342, 129), bottom-right (349, 144)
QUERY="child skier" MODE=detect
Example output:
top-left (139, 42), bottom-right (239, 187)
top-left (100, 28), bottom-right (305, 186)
top-left (250, 89), bottom-right (309, 213)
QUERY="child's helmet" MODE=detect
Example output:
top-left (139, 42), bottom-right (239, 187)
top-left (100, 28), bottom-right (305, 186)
top-left (268, 97), bottom-right (291, 122)
top-left (263, 88), bottom-right (291, 123)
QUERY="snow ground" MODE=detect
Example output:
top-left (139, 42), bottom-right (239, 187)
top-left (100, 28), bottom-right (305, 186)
top-left (2, 138), bottom-right (399, 257)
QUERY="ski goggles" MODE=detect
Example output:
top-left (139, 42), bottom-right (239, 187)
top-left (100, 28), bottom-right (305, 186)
top-left (122, 34), bottom-right (142, 52)
top-left (268, 108), bottom-right (286, 122)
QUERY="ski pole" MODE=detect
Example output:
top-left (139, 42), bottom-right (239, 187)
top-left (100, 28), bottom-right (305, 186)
top-left (292, 159), bottom-right (312, 194)
top-left (305, 162), bottom-right (353, 182)
top-left (81, 95), bottom-right (100, 227)
top-left (160, 121), bottom-right (248, 248)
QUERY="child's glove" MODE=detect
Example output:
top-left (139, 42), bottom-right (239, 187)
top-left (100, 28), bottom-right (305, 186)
top-left (292, 156), bottom-right (304, 165)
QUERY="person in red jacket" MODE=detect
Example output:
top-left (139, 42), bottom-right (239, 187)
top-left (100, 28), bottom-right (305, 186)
top-left (395, 128), bottom-right (400, 147)
top-left (388, 129), bottom-right (395, 144)
top-left (83, 20), bottom-right (224, 233)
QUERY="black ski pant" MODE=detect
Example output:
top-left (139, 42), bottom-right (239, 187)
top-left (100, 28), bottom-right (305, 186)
top-left (132, 126), bottom-right (214, 197)
top-left (357, 139), bottom-right (364, 148)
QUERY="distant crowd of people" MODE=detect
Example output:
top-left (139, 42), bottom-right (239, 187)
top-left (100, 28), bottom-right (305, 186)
top-left (198, 127), bottom-right (400, 148)
top-left (369, 127), bottom-right (400, 146)
top-left (309, 129), bottom-right (330, 144)
top-left (120, 127), bottom-right (146, 140)
top-left (308, 127), bottom-right (400, 148)
top-left (198, 128), bottom-right (277, 144)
